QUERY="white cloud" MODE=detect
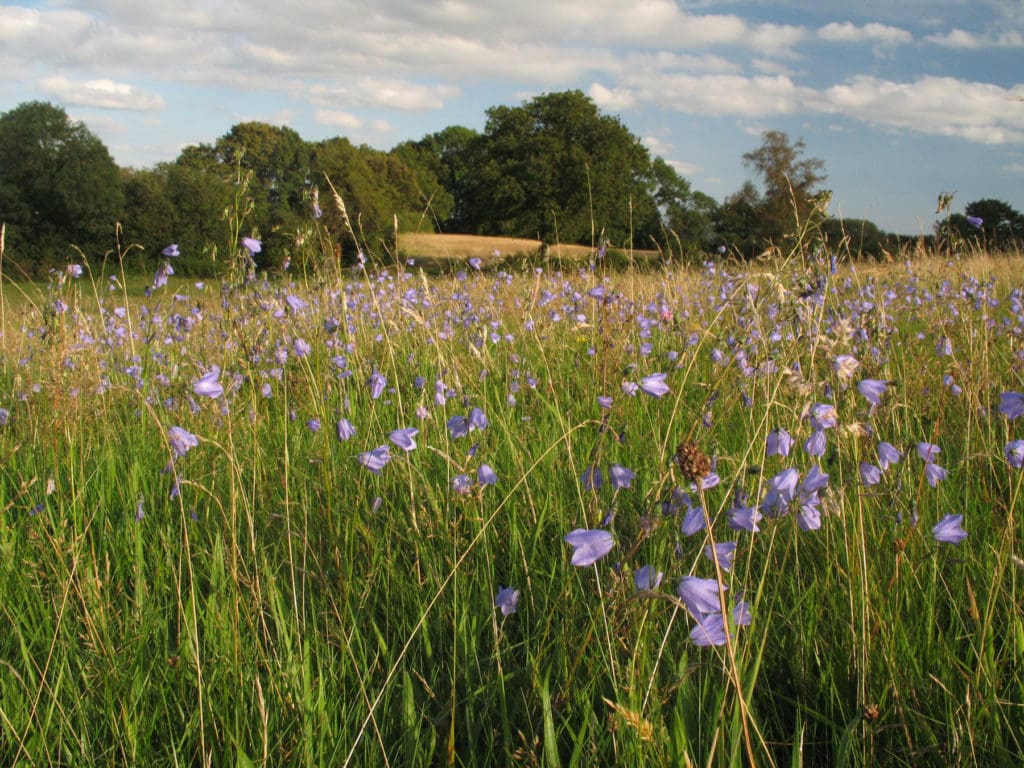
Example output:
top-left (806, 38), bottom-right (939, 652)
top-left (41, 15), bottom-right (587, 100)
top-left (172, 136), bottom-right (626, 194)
top-left (315, 109), bottom-right (363, 129)
top-left (1006, 162), bottom-right (1024, 173)
top-left (818, 75), bottom-right (1024, 144)
top-left (818, 21), bottom-right (912, 45)
top-left (926, 28), bottom-right (1024, 48)
top-left (589, 83), bottom-right (636, 111)
top-left (309, 79), bottom-right (459, 112)
top-left (666, 158), bottom-right (702, 175)
top-left (623, 73), bottom-right (814, 117)
top-left (39, 76), bottom-right (165, 111)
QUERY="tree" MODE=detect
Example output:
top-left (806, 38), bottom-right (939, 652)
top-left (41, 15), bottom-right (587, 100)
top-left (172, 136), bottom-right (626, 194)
top-left (741, 130), bottom-right (827, 250)
top-left (964, 198), bottom-right (1023, 248)
top-left (715, 181), bottom-right (763, 257)
top-left (820, 217), bottom-right (887, 258)
top-left (310, 137), bottom-right (428, 257)
top-left (391, 126), bottom-right (481, 230)
top-left (121, 161), bottom-right (234, 275)
top-left (649, 157), bottom-right (719, 255)
top-left (0, 101), bottom-right (123, 273)
top-left (459, 90), bottom-right (660, 246)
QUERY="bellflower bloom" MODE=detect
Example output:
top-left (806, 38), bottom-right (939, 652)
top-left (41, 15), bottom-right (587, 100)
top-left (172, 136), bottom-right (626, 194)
top-left (800, 465), bottom-right (829, 496)
top-left (859, 462), bottom-right (883, 486)
top-left (796, 496), bottom-right (822, 531)
top-left (621, 381), bottom-right (639, 397)
top-left (285, 294), bottom-right (308, 313)
top-left (468, 407), bottom-right (489, 431)
top-left (703, 541), bottom-right (737, 571)
top-left (966, 215), bottom-right (983, 229)
top-left (358, 445), bottom-right (392, 474)
top-left (495, 586), bottom-right (520, 616)
top-left (336, 418), bottom-right (356, 441)
top-left (477, 464), bottom-right (498, 485)
top-left (388, 427), bottom-right (418, 452)
top-left (804, 429), bottom-right (827, 458)
top-left (733, 599), bottom-right (752, 627)
top-left (67, 263), bottom-right (84, 278)
top-left (597, 396), bottom-right (613, 409)
top-left (681, 500), bottom-right (706, 536)
top-left (368, 371), bottom-right (387, 400)
top-left (241, 236), bottom-right (262, 255)
top-left (689, 613), bottom-right (728, 647)
top-left (447, 414), bottom-right (470, 439)
top-left (729, 503), bottom-right (762, 533)
top-left (452, 474), bottom-right (473, 494)
top-left (609, 464), bottom-right (635, 489)
top-left (762, 467), bottom-right (799, 517)
top-left (306, 419), bottom-right (321, 433)
top-left (917, 442), bottom-right (941, 462)
top-left (634, 565), bottom-right (664, 592)
top-left (581, 465), bottom-right (603, 491)
top-left (162, 244), bottom-right (180, 257)
top-left (924, 462), bottom-right (948, 488)
top-left (766, 427), bottom-right (793, 457)
top-left (857, 378), bottom-right (888, 406)
top-left (999, 392), bottom-right (1024, 419)
top-left (809, 403), bottom-right (838, 430)
top-left (877, 441), bottom-right (901, 471)
top-left (193, 368), bottom-right (224, 398)
top-left (564, 529), bottom-right (615, 567)
top-left (1004, 439), bottom-right (1024, 469)
top-left (639, 372), bottom-right (670, 397)
top-left (676, 576), bottom-right (726, 617)
top-left (168, 426), bottom-right (199, 458)
top-left (932, 513), bottom-right (968, 544)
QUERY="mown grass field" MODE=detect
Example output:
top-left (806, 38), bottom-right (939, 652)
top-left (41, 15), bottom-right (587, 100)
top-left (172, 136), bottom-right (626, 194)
top-left (0, 241), bottom-right (1022, 766)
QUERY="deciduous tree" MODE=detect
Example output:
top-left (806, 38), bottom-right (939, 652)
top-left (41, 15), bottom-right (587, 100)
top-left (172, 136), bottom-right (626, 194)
top-left (741, 130), bottom-right (827, 250)
top-left (0, 101), bottom-right (123, 273)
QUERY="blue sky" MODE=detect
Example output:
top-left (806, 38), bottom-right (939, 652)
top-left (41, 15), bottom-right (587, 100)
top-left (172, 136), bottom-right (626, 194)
top-left (1, 0), bottom-right (1022, 234)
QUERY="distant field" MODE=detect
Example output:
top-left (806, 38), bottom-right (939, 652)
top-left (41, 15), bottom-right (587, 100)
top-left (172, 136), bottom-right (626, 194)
top-left (397, 231), bottom-right (659, 267)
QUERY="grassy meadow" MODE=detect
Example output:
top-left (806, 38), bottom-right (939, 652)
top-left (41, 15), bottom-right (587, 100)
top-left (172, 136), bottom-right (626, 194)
top-left (0, 234), bottom-right (1022, 766)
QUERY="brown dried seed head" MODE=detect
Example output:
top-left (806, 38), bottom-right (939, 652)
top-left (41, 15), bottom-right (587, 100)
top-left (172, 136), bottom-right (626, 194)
top-left (674, 441), bottom-right (711, 482)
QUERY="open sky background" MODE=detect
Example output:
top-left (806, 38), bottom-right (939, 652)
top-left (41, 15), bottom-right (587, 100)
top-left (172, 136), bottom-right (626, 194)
top-left (2, 0), bottom-right (1022, 235)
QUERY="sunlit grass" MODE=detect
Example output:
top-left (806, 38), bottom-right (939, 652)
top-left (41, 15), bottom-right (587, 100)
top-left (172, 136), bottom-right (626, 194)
top-left (1, 247), bottom-right (1022, 765)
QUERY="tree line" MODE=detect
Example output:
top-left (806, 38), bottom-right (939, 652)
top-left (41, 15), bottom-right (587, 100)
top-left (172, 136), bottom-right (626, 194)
top-left (1, 94), bottom-right (1021, 277)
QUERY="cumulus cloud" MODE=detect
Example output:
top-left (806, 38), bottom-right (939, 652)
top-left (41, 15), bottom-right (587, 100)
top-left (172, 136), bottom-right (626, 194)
top-left (315, 110), bottom-right (363, 129)
top-left (620, 70), bottom-right (1024, 146)
top-left (818, 21), bottom-right (912, 45)
top-left (621, 73), bottom-right (815, 117)
top-left (39, 76), bottom-right (165, 111)
top-left (589, 83), bottom-right (636, 111)
top-left (309, 79), bottom-right (460, 112)
top-left (818, 75), bottom-right (1024, 144)
top-left (926, 28), bottom-right (1024, 48)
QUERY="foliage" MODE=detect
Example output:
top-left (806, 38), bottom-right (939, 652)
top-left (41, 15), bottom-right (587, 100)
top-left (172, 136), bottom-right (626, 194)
top-left (454, 90), bottom-right (662, 247)
top-left (738, 130), bottom-right (828, 254)
top-left (820, 216), bottom-right (888, 258)
top-left (0, 101), bottom-right (123, 275)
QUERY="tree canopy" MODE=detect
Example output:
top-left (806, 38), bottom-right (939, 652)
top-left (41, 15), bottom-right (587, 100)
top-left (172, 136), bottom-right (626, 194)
top-left (0, 101), bottom-right (123, 274)
top-left (2, 95), bottom-right (1020, 276)
top-left (740, 130), bottom-right (827, 250)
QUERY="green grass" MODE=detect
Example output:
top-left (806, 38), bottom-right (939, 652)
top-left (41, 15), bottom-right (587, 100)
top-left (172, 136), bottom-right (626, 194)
top-left (0, 249), bottom-right (1022, 766)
